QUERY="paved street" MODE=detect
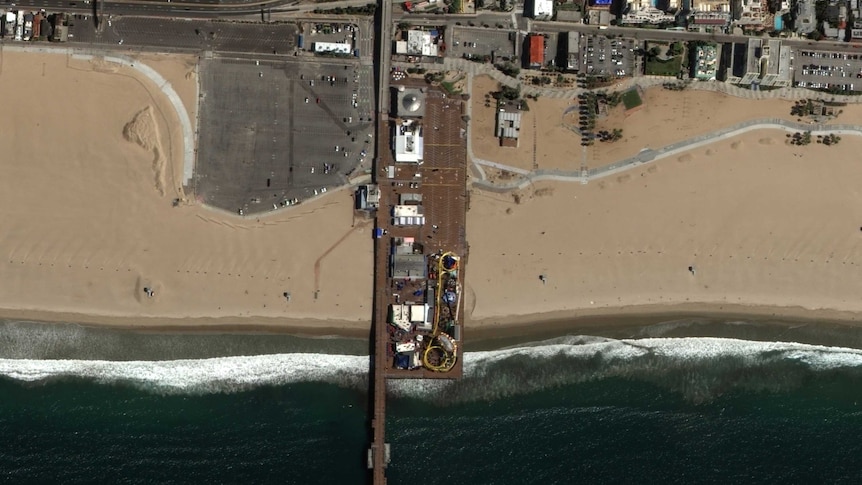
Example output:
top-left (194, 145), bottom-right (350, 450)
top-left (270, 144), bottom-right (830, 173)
top-left (0, 0), bottom-right (373, 17)
top-left (70, 17), bottom-right (298, 53)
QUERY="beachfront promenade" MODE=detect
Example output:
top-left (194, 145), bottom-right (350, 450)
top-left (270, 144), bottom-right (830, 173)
top-left (471, 118), bottom-right (862, 192)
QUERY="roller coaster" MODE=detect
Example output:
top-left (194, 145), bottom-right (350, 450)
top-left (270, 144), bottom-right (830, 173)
top-left (422, 251), bottom-right (460, 372)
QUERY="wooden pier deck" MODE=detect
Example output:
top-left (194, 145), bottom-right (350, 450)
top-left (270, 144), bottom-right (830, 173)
top-left (367, 86), bottom-right (469, 483)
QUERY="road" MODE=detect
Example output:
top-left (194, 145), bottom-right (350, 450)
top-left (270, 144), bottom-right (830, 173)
top-left (395, 10), bottom-right (862, 53)
top-left (0, 0), bottom-right (373, 17)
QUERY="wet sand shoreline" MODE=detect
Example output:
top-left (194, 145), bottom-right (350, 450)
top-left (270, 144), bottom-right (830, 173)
top-left (6, 301), bottom-right (862, 353)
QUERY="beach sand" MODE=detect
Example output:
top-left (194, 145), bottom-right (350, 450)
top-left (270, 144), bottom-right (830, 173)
top-left (470, 75), bottom-right (862, 173)
top-left (466, 128), bottom-right (862, 327)
top-left (0, 51), bottom-right (372, 330)
top-left (6, 50), bottom-right (862, 337)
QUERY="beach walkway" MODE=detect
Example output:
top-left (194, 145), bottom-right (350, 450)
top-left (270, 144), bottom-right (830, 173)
top-left (471, 118), bottom-right (862, 191)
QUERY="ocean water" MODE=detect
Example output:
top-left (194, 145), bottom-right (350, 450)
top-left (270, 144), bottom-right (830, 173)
top-left (3, 320), bottom-right (862, 484)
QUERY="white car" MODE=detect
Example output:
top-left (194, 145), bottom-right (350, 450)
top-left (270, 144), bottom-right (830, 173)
top-left (305, 97), bottom-right (309, 103)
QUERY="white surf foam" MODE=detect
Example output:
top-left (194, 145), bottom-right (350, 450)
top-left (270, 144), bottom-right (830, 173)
top-left (3, 337), bottom-right (862, 397)
top-left (0, 353), bottom-right (370, 394)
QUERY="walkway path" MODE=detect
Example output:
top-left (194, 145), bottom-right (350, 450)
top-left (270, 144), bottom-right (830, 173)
top-left (5, 44), bottom-right (196, 187)
top-left (473, 118), bottom-right (862, 192)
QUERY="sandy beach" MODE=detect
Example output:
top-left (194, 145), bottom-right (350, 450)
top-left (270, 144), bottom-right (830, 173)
top-left (6, 49), bottom-right (862, 337)
top-left (466, 128), bottom-right (862, 327)
top-left (470, 75), bottom-right (862, 173)
top-left (0, 51), bottom-right (372, 330)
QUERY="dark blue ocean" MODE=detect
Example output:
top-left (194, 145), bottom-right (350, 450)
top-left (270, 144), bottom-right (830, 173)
top-left (3, 318), bottom-right (862, 484)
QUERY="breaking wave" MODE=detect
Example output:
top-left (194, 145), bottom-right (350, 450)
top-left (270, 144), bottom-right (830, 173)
top-left (4, 337), bottom-right (862, 401)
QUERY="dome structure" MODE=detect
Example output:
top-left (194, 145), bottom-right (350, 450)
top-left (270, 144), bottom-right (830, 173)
top-left (396, 88), bottom-right (426, 117)
top-left (402, 94), bottom-right (422, 112)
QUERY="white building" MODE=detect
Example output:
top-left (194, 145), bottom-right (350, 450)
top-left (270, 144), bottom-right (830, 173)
top-left (392, 120), bottom-right (424, 163)
top-left (531, 0), bottom-right (554, 20)
top-left (389, 304), bottom-right (431, 331)
top-left (392, 204), bottom-right (426, 226)
top-left (620, 7), bottom-right (676, 24)
top-left (314, 42), bottom-right (351, 54)
top-left (406, 30), bottom-right (438, 57)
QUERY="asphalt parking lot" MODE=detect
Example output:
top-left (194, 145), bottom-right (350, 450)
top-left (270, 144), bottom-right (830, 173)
top-left (581, 35), bottom-right (636, 77)
top-left (795, 49), bottom-right (862, 91)
top-left (69, 17), bottom-right (297, 54)
top-left (450, 27), bottom-right (515, 61)
top-left (196, 57), bottom-right (374, 215)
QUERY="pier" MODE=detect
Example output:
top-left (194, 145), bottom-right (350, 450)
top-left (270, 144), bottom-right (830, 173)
top-left (367, 0), bottom-right (469, 479)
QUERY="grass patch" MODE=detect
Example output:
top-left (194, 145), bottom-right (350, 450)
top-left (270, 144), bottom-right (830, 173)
top-left (621, 89), bottom-right (643, 110)
top-left (441, 81), bottom-right (462, 95)
top-left (644, 55), bottom-right (682, 76)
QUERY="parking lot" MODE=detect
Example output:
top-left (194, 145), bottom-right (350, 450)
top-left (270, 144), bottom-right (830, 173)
top-left (195, 57), bottom-right (374, 215)
top-left (69, 17), bottom-right (298, 54)
top-left (795, 49), bottom-right (862, 92)
top-left (581, 35), bottom-right (636, 77)
top-left (450, 27), bottom-right (516, 62)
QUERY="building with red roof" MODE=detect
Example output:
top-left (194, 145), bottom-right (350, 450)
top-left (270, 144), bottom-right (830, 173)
top-left (527, 34), bottom-right (544, 69)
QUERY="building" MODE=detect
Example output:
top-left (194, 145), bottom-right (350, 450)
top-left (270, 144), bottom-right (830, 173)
top-left (496, 105), bottom-right (522, 147)
top-left (736, 0), bottom-right (768, 28)
top-left (400, 193), bottom-right (422, 205)
top-left (620, 7), bottom-right (676, 24)
top-left (396, 87), bottom-right (426, 117)
top-left (314, 42), bottom-right (352, 55)
top-left (527, 34), bottom-right (545, 69)
top-left (390, 254), bottom-right (427, 280)
top-left (693, 44), bottom-right (718, 80)
top-left (392, 204), bottom-right (426, 226)
top-left (586, 9), bottom-right (613, 26)
top-left (556, 10), bottom-right (583, 22)
top-left (33, 12), bottom-right (42, 38)
top-left (689, 12), bottom-right (730, 29)
top-left (392, 120), bottom-right (424, 163)
top-left (727, 39), bottom-right (792, 87)
top-left (566, 32), bottom-right (580, 71)
top-left (391, 238), bottom-right (426, 280)
top-left (389, 304), bottom-right (432, 332)
top-left (355, 185), bottom-right (380, 211)
top-left (396, 30), bottom-right (438, 57)
top-left (528, 0), bottom-right (554, 20)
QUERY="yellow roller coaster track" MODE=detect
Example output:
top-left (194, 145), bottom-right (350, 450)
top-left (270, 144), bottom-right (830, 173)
top-left (424, 252), bottom-right (458, 372)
